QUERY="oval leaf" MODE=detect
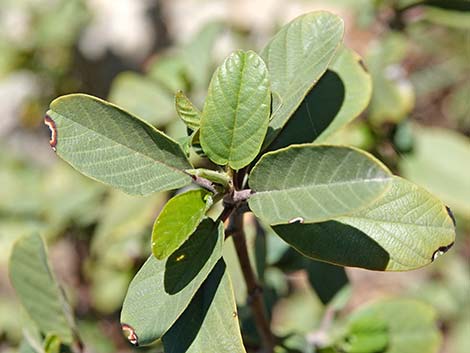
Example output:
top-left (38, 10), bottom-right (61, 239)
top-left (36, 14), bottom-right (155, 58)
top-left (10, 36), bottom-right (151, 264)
top-left (120, 218), bottom-right (224, 346)
top-left (175, 91), bottom-right (201, 131)
top-left (261, 11), bottom-right (344, 147)
top-left (273, 177), bottom-right (456, 271)
top-left (249, 145), bottom-right (393, 225)
top-left (162, 260), bottom-right (246, 353)
top-left (9, 233), bottom-right (75, 343)
top-left (268, 47), bottom-right (372, 150)
top-left (152, 189), bottom-right (212, 260)
top-left (319, 48), bottom-right (372, 141)
top-left (108, 72), bottom-right (175, 126)
top-left (277, 248), bottom-right (349, 305)
top-left (399, 126), bottom-right (470, 218)
top-left (200, 50), bottom-right (271, 169)
top-left (182, 22), bottom-right (224, 90)
top-left (343, 299), bottom-right (442, 353)
top-left (147, 54), bottom-right (187, 93)
top-left (45, 94), bottom-right (192, 195)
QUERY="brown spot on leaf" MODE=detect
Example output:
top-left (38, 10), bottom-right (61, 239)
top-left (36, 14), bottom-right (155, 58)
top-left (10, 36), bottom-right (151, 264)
top-left (445, 206), bottom-right (456, 227)
top-left (44, 115), bottom-right (57, 152)
top-left (232, 311), bottom-right (237, 318)
top-left (121, 323), bottom-right (139, 346)
top-left (432, 242), bottom-right (454, 261)
top-left (358, 59), bottom-right (368, 73)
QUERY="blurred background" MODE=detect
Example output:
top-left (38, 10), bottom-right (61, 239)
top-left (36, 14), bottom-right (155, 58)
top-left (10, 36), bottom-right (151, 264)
top-left (0, 0), bottom-right (469, 352)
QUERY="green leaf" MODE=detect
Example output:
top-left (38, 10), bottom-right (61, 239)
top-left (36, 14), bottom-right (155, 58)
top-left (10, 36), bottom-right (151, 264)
top-left (120, 218), bottom-right (224, 346)
top-left (46, 94), bottom-right (192, 195)
top-left (91, 189), bottom-right (165, 268)
top-left (444, 82), bottom-right (470, 131)
top-left (261, 11), bottom-right (344, 147)
top-left (399, 126), bottom-right (470, 218)
top-left (182, 22), bottom-right (224, 90)
top-left (339, 315), bottom-right (389, 353)
top-left (108, 72), bottom-right (175, 126)
top-left (78, 321), bottom-right (117, 353)
top-left (366, 33), bottom-right (414, 125)
top-left (89, 266), bottom-right (132, 315)
top-left (344, 299), bottom-right (442, 353)
top-left (423, 0), bottom-right (470, 11)
top-left (200, 50), bottom-right (271, 169)
top-left (0, 298), bottom-right (22, 343)
top-left (269, 47), bottom-right (372, 150)
top-left (422, 2), bottom-right (470, 29)
top-left (249, 145), bottom-right (393, 225)
top-left (20, 310), bottom-right (45, 353)
top-left (273, 177), bottom-right (456, 271)
top-left (9, 234), bottom-right (75, 343)
top-left (44, 334), bottom-right (61, 353)
top-left (162, 260), bottom-right (246, 353)
top-left (34, 0), bottom-right (88, 47)
top-left (315, 48), bottom-right (372, 142)
top-left (276, 248), bottom-right (349, 305)
top-left (152, 189), bottom-right (213, 259)
top-left (324, 121), bottom-right (375, 151)
top-left (19, 339), bottom-right (42, 353)
top-left (304, 260), bottom-right (349, 305)
top-left (147, 54), bottom-right (187, 93)
top-left (39, 163), bottom-right (105, 230)
top-left (185, 168), bottom-right (231, 188)
top-left (175, 91), bottom-right (201, 131)
top-left (0, 219), bottom-right (50, 268)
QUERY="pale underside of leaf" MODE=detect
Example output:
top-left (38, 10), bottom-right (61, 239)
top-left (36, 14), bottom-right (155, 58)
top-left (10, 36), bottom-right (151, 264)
top-left (200, 50), bottom-right (271, 169)
top-left (261, 11), bottom-right (345, 148)
top-left (273, 177), bottom-right (456, 271)
top-left (249, 145), bottom-right (393, 225)
top-left (338, 177), bottom-right (456, 270)
top-left (47, 94), bottom-right (192, 196)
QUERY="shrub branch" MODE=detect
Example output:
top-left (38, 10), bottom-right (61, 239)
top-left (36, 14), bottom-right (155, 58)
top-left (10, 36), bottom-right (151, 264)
top-left (230, 210), bottom-right (274, 353)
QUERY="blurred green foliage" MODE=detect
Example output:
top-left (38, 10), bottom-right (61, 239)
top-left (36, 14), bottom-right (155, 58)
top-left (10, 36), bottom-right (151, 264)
top-left (1, 1), bottom-right (469, 353)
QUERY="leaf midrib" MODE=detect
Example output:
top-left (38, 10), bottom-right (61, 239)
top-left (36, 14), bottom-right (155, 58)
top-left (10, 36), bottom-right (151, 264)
top-left (227, 54), bottom-right (247, 162)
top-left (273, 21), bottom-right (342, 98)
top-left (253, 177), bottom-right (391, 193)
top-left (53, 110), bottom-right (189, 176)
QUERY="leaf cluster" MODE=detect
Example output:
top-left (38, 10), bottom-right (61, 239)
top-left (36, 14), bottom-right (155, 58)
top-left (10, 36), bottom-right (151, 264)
top-left (9, 10), bottom-right (458, 353)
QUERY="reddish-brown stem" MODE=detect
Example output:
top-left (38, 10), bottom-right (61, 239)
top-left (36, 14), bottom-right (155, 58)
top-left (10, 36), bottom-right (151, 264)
top-left (231, 211), bottom-right (274, 353)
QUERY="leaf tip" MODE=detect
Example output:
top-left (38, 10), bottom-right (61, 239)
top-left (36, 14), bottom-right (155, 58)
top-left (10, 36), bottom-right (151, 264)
top-left (121, 323), bottom-right (139, 346)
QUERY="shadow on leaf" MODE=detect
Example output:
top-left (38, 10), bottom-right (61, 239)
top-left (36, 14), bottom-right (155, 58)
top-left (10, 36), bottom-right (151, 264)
top-left (268, 70), bottom-right (345, 151)
top-left (164, 218), bottom-right (219, 294)
top-left (273, 220), bottom-right (390, 270)
top-left (163, 260), bottom-right (225, 353)
top-left (276, 247), bottom-right (349, 304)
